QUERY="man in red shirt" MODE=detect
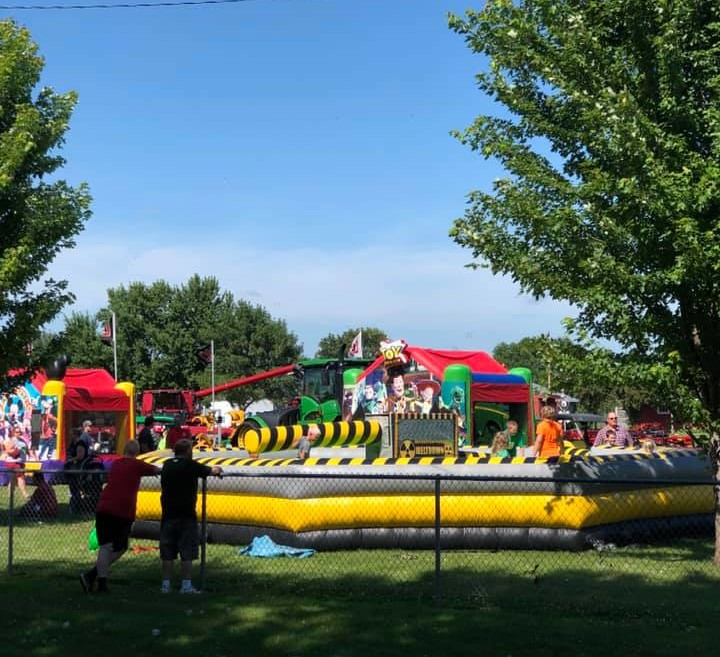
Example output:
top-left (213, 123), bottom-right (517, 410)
top-left (79, 440), bottom-right (160, 594)
top-left (166, 415), bottom-right (191, 451)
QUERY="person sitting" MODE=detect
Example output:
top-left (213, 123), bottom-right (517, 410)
top-left (292, 424), bottom-right (320, 459)
top-left (642, 439), bottom-right (657, 454)
top-left (1, 430), bottom-right (29, 499)
top-left (490, 431), bottom-right (511, 458)
top-left (505, 420), bottom-right (528, 456)
top-left (19, 472), bottom-right (58, 519)
top-left (602, 428), bottom-right (617, 447)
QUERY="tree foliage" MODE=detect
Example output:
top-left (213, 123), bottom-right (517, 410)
top-left (449, 1), bottom-right (720, 424)
top-left (211, 298), bottom-right (303, 409)
top-left (58, 312), bottom-right (114, 371)
top-left (0, 20), bottom-right (91, 387)
top-left (57, 275), bottom-right (302, 407)
top-left (315, 327), bottom-right (389, 359)
top-left (493, 334), bottom-right (686, 417)
top-left (493, 334), bottom-right (584, 391)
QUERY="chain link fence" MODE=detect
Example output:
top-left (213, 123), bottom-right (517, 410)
top-left (1, 465), bottom-right (719, 601)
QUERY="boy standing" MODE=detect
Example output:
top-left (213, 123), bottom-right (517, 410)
top-left (80, 440), bottom-right (160, 593)
top-left (160, 439), bottom-right (223, 594)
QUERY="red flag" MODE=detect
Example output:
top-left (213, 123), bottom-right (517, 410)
top-left (347, 331), bottom-right (363, 358)
top-left (195, 344), bottom-right (212, 365)
top-left (100, 322), bottom-right (113, 345)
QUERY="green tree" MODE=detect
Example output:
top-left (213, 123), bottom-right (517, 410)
top-left (494, 335), bottom-right (555, 390)
top-left (0, 20), bottom-right (91, 387)
top-left (315, 327), bottom-right (388, 359)
top-left (493, 334), bottom-right (620, 412)
top-left (450, 2), bottom-right (720, 563)
top-left (211, 299), bottom-right (302, 409)
top-left (449, 2), bottom-right (720, 425)
top-left (58, 275), bottom-right (302, 407)
top-left (55, 311), bottom-right (113, 371)
top-left (494, 334), bottom-right (577, 389)
top-left (100, 280), bottom-right (174, 387)
top-left (552, 336), bottom-right (706, 425)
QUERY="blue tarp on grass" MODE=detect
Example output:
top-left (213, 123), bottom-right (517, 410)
top-left (238, 535), bottom-right (316, 558)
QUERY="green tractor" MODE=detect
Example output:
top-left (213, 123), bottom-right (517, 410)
top-left (230, 353), bottom-right (374, 448)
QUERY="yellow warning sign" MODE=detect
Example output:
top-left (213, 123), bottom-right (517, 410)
top-left (397, 440), bottom-right (451, 458)
top-left (399, 440), bottom-right (416, 458)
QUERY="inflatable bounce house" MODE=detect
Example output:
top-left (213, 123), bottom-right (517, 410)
top-left (1, 367), bottom-right (136, 471)
top-left (133, 340), bottom-right (715, 551)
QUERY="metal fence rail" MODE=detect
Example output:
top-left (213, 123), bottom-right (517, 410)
top-left (1, 466), bottom-right (718, 600)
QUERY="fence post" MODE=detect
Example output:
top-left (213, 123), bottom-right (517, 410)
top-left (434, 475), bottom-right (441, 601)
top-left (199, 476), bottom-right (208, 590)
top-left (7, 471), bottom-right (16, 575)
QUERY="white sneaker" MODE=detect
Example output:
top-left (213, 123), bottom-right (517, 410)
top-left (180, 586), bottom-right (201, 594)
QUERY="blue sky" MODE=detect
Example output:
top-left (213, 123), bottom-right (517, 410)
top-left (6, 0), bottom-right (573, 356)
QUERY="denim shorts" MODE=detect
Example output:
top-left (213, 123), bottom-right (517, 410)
top-left (159, 517), bottom-right (200, 561)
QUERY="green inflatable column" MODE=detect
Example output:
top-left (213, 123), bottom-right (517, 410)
top-left (441, 364), bottom-right (471, 447)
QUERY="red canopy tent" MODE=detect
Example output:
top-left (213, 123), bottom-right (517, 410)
top-left (32, 368), bottom-right (129, 411)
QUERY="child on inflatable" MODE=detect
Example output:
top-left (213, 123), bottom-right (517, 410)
top-left (491, 431), bottom-right (511, 458)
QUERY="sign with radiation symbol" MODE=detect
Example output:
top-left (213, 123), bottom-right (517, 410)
top-left (399, 439), bottom-right (416, 459)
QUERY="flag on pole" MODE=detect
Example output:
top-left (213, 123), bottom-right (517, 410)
top-left (195, 344), bottom-right (213, 365)
top-left (347, 331), bottom-right (363, 358)
top-left (100, 321), bottom-right (113, 345)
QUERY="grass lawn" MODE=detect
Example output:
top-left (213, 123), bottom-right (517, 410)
top-left (1, 486), bottom-right (720, 656)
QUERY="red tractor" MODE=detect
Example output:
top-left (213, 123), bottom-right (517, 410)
top-left (136, 364), bottom-right (298, 443)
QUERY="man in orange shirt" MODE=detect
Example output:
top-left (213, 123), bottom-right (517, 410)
top-left (532, 405), bottom-right (564, 458)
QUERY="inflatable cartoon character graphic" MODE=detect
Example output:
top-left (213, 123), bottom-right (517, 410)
top-left (443, 385), bottom-right (467, 443)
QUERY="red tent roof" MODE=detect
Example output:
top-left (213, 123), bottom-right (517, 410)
top-left (357, 346), bottom-right (508, 382)
top-left (407, 348), bottom-right (508, 378)
top-left (32, 368), bottom-right (130, 411)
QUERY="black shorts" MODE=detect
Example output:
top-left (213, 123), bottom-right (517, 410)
top-left (95, 511), bottom-right (133, 552)
top-left (159, 517), bottom-right (200, 561)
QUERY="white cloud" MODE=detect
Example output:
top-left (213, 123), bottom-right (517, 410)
top-left (47, 233), bottom-right (574, 355)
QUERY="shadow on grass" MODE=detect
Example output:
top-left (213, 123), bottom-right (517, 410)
top-left (2, 545), bottom-right (720, 657)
